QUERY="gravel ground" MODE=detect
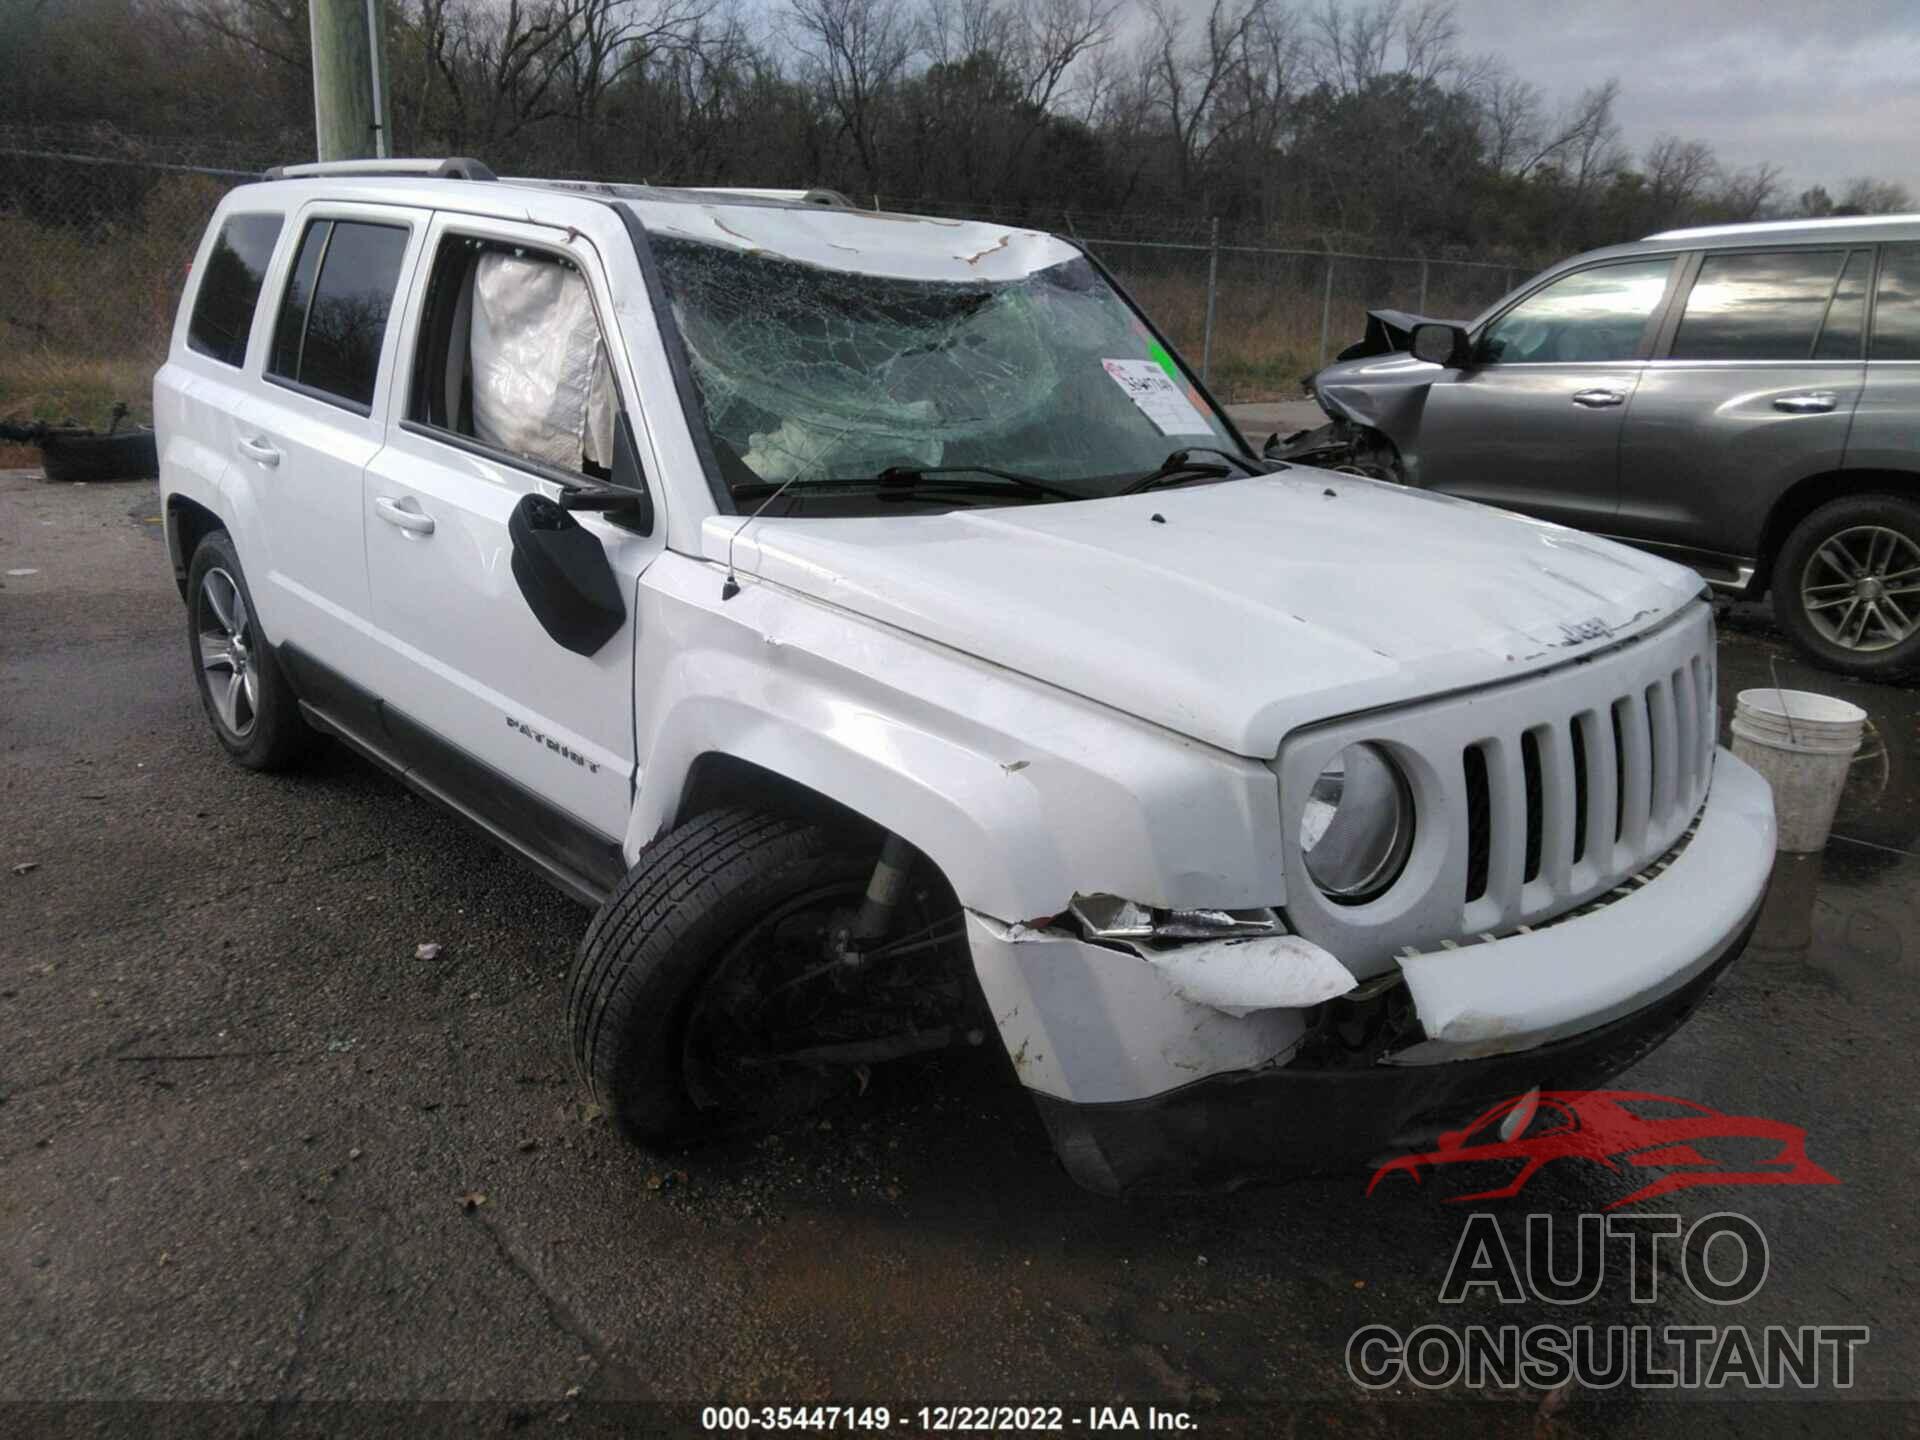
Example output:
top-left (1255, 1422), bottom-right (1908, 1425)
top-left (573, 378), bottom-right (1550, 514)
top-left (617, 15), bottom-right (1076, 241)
top-left (2, 470), bottom-right (1915, 1436)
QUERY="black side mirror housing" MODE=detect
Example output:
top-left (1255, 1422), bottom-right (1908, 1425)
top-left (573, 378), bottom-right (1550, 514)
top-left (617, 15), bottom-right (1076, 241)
top-left (1409, 322), bottom-right (1473, 369)
top-left (508, 493), bottom-right (627, 656)
top-left (557, 413), bottom-right (655, 534)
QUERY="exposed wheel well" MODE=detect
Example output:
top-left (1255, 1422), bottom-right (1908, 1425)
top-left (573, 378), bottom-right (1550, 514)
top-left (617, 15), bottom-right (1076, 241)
top-left (165, 496), bottom-right (225, 601)
top-left (671, 753), bottom-right (883, 841)
top-left (1754, 470), bottom-right (1918, 594)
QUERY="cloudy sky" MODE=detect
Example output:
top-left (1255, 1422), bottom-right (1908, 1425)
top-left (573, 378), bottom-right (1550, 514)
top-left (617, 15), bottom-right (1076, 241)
top-left (1438, 0), bottom-right (1920, 198)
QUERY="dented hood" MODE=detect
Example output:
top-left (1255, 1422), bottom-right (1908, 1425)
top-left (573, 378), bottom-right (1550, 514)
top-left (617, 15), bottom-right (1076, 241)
top-left (706, 473), bottom-right (1703, 757)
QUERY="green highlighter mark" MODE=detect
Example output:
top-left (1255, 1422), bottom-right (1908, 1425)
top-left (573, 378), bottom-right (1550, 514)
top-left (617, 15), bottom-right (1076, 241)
top-left (1147, 341), bottom-right (1181, 384)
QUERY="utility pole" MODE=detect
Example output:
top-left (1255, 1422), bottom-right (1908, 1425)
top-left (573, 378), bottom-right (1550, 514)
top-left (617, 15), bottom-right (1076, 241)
top-left (309, 0), bottom-right (392, 162)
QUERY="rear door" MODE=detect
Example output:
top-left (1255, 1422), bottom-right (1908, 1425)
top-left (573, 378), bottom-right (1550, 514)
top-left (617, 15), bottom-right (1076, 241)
top-left (358, 211), bottom-right (664, 897)
top-left (239, 203), bottom-right (426, 686)
top-left (1617, 246), bottom-right (1868, 570)
top-left (1415, 256), bottom-right (1680, 528)
top-left (1846, 242), bottom-right (1920, 475)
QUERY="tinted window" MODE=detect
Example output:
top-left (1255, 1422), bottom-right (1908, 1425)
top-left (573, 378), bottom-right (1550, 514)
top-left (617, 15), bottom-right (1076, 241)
top-left (1814, 250), bottom-right (1872, 360)
top-left (267, 220), bottom-right (409, 408)
top-left (267, 220), bottom-right (329, 380)
top-left (1480, 259), bottom-right (1672, 364)
top-left (1671, 250), bottom-right (1844, 360)
top-left (1872, 244), bottom-right (1920, 361)
top-left (187, 214), bottom-right (284, 367)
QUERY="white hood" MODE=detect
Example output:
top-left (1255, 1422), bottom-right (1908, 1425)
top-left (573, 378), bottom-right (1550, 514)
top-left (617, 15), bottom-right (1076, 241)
top-left (703, 473), bottom-right (1703, 757)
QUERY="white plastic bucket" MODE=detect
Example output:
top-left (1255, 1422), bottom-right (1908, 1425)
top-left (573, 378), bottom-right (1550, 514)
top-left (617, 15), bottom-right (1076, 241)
top-left (1729, 688), bottom-right (1866, 852)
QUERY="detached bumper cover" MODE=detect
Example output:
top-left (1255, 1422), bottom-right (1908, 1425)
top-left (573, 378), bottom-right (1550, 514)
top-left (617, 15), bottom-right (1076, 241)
top-left (1035, 920), bottom-right (1756, 1195)
top-left (1390, 749), bottom-right (1775, 1062)
top-left (1031, 751), bottom-right (1776, 1196)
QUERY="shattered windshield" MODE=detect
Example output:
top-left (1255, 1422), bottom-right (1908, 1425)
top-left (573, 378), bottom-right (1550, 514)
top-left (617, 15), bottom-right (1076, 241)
top-left (645, 232), bottom-right (1239, 509)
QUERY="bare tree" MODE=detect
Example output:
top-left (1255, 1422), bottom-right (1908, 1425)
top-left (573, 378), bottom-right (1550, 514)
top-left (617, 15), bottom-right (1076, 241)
top-left (786, 0), bottom-right (918, 190)
top-left (1137, 0), bottom-right (1270, 200)
top-left (1643, 134), bottom-right (1718, 221)
top-left (1713, 162), bottom-right (1783, 221)
top-left (1839, 176), bottom-right (1912, 214)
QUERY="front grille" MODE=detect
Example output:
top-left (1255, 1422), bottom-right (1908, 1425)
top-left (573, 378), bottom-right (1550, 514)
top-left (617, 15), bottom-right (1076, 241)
top-left (1275, 601), bottom-right (1719, 975)
top-left (1456, 651), bottom-right (1716, 935)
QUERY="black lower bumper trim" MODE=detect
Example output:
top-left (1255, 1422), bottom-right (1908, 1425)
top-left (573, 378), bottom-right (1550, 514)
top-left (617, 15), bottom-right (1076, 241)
top-left (1033, 910), bottom-right (1758, 1197)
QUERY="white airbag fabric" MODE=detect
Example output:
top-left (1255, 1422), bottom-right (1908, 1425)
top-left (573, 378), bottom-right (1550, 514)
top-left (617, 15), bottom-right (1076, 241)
top-left (470, 253), bottom-right (615, 470)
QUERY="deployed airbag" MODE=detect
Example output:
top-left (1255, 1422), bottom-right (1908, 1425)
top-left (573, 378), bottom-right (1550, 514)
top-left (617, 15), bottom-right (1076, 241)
top-left (470, 253), bottom-right (616, 472)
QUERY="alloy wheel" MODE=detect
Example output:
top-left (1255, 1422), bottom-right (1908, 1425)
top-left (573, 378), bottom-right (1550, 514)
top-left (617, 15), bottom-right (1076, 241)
top-left (1800, 525), bottom-right (1920, 653)
top-left (198, 567), bottom-right (259, 737)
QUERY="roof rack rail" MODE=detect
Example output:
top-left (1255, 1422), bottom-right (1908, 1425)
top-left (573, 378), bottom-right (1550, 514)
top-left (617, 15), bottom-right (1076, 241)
top-left (264, 158), bottom-right (497, 182)
top-left (800, 188), bottom-right (854, 208)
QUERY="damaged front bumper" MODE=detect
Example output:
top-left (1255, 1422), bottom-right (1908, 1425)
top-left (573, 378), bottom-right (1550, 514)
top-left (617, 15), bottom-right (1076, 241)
top-left (969, 751), bottom-right (1775, 1196)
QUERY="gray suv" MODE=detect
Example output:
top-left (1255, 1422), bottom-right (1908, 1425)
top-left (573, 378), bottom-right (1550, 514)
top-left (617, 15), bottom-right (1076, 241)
top-left (1273, 215), bottom-right (1920, 679)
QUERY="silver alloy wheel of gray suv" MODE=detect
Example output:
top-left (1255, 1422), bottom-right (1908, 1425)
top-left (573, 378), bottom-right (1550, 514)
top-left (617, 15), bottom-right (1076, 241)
top-left (1272, 214), bottom-right (1920, 680)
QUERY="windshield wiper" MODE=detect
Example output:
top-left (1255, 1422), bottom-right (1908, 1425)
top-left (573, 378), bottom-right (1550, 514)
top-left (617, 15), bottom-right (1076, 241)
top-left (732, 465), bottom-right (1084, 503)
top-left (875, 465), bottom-right (1085, 500)
top-left (1120, 447), bottom-right (1272, 495)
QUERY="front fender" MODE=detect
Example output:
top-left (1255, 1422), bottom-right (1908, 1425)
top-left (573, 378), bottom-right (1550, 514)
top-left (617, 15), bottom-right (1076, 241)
top-left (626, 553), bottom-right (1290, 925)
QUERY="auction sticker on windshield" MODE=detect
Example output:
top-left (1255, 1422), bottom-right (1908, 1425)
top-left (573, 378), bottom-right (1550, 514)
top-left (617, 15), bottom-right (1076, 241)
top-left (1101, 358), bottom-right (1211, 436)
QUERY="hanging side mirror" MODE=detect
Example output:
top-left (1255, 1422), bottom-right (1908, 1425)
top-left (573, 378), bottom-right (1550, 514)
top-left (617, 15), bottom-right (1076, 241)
top-left (509, 492), bottom-right (627, 656)
top-left (1409, 322), bottom-right (1473, 369)
top-left (557, 413), bottom-right (655, 536)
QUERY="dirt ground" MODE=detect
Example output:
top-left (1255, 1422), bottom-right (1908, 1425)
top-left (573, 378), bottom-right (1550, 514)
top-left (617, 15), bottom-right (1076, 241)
top-left (3, 470), bottom-right (1916, 1436)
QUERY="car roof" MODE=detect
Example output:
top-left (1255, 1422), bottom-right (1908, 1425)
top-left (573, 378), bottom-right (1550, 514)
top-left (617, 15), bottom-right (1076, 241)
top-left (233, 163), bottom-right (1075, 282)
top-left (1543, 213), bottom-right (1920, 274)
top-left (1643, 213), bottom-right (1920, 246)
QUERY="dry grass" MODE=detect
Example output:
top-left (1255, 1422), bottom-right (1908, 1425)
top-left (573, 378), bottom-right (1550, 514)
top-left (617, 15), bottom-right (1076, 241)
top-left (1, 171), bottom-right (1515, 421)
top-left (0, 173), bottom-right (225, 428)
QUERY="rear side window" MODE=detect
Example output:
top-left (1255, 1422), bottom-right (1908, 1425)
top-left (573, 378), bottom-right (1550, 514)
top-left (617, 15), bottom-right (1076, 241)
top-left (1670, 250), bottom-right (1844, 360)
top-left (187, 214), bottom-right (284, 367)
top-left (1813, 250), bottom-right (1873, 360)
top-left (1872, 244), bottom-right (1920, 361)
top-left (267, 219), bottom-right (410, 410)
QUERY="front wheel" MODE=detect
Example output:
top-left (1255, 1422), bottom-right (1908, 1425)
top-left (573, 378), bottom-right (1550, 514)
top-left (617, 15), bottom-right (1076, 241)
top-left (568, 809), bottom-right (972, 1146)
top-left (1771, 494), bottom-right (1920, 680)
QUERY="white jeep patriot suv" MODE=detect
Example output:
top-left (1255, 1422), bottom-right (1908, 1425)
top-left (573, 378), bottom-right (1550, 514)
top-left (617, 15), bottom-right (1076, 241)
top-left (155, 157), bottom-right (1777, 1194)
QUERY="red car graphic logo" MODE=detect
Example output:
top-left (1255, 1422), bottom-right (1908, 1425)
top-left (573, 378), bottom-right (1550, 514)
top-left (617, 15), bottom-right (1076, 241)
top-left (1368, 1090), bottom-right (1839, 1209)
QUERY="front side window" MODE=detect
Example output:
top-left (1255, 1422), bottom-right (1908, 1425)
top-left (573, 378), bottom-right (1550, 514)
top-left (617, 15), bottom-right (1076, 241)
top-left (267, 219), bottom-right (409, 409)
top-left (1872, 244), bottom-right (1920, 361)
top-left (186, 213), bottom-right (284, 367)
top-left (1671, 249), bottom-right (1846, 361)
top-left (644, 229), bottom-right (1238, 510)
top-left (1479, 259), bottom-right (1674, 364)
top-left (408, 236), bottom-right (618, 477)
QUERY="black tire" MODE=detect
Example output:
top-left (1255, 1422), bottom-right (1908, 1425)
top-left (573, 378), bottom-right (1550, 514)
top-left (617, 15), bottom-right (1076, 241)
top-left (1770, 493), bottom-right (1920, 681)
top-left (570, 809), bottom-right (957, 1146)
top-left (40, 427), bottom-right (158, 483)
top-left (185, 530), bottom-right (317, 770)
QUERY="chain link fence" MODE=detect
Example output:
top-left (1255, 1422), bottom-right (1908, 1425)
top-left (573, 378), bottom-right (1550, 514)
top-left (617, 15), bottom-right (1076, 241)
top-left (1081, 236), bottom-right (1523, 400)
top-left (1, 144), bottom-right (256, 431)
top-left (0, 138), bottom-right (1545, 431)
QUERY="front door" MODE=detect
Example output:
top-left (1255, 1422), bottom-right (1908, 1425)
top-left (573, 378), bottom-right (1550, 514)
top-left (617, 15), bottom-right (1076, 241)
top-left (1415, 256), bottom-right (1681, 529)
top-left (360, 213), bottom-right (663, 898)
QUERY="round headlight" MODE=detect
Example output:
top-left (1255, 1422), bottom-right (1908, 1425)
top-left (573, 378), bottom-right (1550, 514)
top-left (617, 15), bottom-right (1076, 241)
top-left (1299, 742), bottom-right (1414, 904)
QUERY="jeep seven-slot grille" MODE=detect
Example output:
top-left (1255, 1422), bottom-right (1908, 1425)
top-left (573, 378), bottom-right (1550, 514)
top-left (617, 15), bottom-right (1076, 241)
top-left (1458, 654), bottom-right (1715, 933)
